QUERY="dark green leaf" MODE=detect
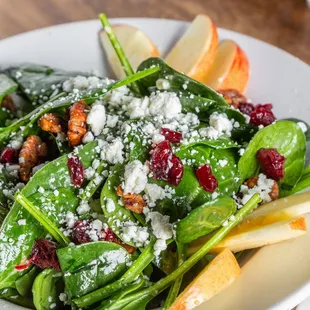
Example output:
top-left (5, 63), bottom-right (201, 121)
top-left (57, 242), bottom-right (130, 298)
top-left (32, 269), bottom-right (64, 310)
top-left (0, 74), bottom-right (18, 103)
top-left (15, 266), bottom-right (40, 297)
top-left (238, 120), bottom-right (306, 189)
top-left (175, 197), bottom-right (237, 243)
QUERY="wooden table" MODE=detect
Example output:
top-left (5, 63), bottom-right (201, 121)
top-left (0, 0), bottom-right (310, 64)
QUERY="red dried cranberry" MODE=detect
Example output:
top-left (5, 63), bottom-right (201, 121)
top-left (238, 102), bottom-right (255, 116)
top-left (168, 155), bottom-right (184, 186)
top-left (195, 164), bottom-right (218, 193)
top-left (149, 140), bottom-right (184, 186)
top-left (104, 228), bottom-right (118, 242)
top-left (161, 128), bottom-right (183, 144)
top-left (250, 104), bottom-right (276, 126)
top-left (0, 147), bottom-right (16, 163)
top-left (149, 140), bottom-right (173, 180)
top-left (71, 220), bottom-right (92, 244)
top-left (257, 148), bottom-right (285, 180)
top-left (15, 239), bottom-right (60, 271)
top-left (67, 155), bottom-right (84, 187)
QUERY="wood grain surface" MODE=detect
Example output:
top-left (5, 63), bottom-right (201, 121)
top-left (0, 0), bottom-right (309, 64)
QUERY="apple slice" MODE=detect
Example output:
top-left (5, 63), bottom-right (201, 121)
top-left (203, 39), bottom-right (249, 93)
top-left (170, 248), bottom-right (240, 310)
top-left (99, 25), bottom-right (160, 79)
top-left (188, 192), bottom-right (310, 255)
top-left (165, 14), bottom-right (218, 82)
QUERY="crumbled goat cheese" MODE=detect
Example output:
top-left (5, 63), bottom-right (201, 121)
top-left (121, 222), bottom-right (149, 247)
top-left (145, 210), bottom-right (173, 240)
top-left (152, 133), bottom-right (165, 143)
top-left (218, 159), bottom-right (228, 167)
top-left (106, 115), bottom-right (119, 128)
top-left (82, 131), bottom-right (94, 144)
top-left (123, 160), bottom-right (148, 194)
top-left (17, 219), bottom-right (26, 226)
top-left (149, 91), bottom-right (182, 119)
top-left (240, 173), bottom-right (275, 204)
top-left (77, 200), bottom-right (90, 215)
top-left (100, 138), bottom-right (124, 164)
top-left (238, 148), bottom-right (245, 156)
top-left (156, 78), bottom-right (170, 90)
top-left (65, 212), bottom-right (77, 229)
top-left (59, 293), bottom-right (67, 302)
top-left (106, 198), bottom-right (116, 213)
top-left (87, 103), bottom-right (106, 136)
top-left (128, 97), bottom-right (150, 119)
top-left (99, 249), bottom-right (128, 275)
top-left (297, 122), bottom-right (308, 133)
top-left (84, 167), bottom-right (95, 179)
top-left (144, 184), bottom-right (168, 207)
top-left (153, 239), bottom-right (167, 257)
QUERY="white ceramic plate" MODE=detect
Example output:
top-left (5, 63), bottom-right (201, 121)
top-left (0, 18), bottom-right (310, 310)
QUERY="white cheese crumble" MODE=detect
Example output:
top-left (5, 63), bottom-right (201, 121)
top-left (99, 249), bottom-right (128, 275)
top-left (106, 198), bottom-right (116, 213)
top-left (218, 159), bottom-right (228, 167)
top-left (156, 78), bottom-right (170, 90)
top-left (144, 184), bottom-right (170, 207)
top-left (87, 103), bottom-right (106, 136)
top-left (82, 131), bottom-right (94, 144)
top-left (128, 97), bottom-right (150, 119)
top-left (240, 173), bottom-right (275, 205)
top-left (17, 219), bottom-right (26, 226)
top-left (100, 138), bottom-right (124, 164)
top-left (123, 160), bottom-right (148, 194)
top-left (77, 200), bottom-right (90, 215)
top-left (149, 91), bottom-right (182, 119)
top-left (145, 210), bottom-right (173, 240)
top-left (121, 222), bottom-right (149, 247)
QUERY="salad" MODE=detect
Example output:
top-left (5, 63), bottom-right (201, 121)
top-left (0, 13), bottom-right (309, 310)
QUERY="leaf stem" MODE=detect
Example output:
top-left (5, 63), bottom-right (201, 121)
top-left (14, 192), bottom-right (70, 247)
top-left (99, 13), bottom-right (141, 95)
top-left (163, 243), bottom-right (187, 309)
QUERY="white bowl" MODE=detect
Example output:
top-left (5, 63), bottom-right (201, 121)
top-left (0, 18), bottom-right (310, 310)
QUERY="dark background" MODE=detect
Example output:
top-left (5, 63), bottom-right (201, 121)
top-left (0, 0), bottom-right (310, 64)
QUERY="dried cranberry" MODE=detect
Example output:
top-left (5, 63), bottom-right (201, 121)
top-left (195, 164), bottom-right (218, 193)
top-left (15, 239), bottom-right (60, 271)
top-left (168, 155), bottom-right (184, 186)
top-left (71, 220), bottom-right (92, 244)
top-left (238, 102), bottom-right (255, 116)
top-left (104, 228), bottom-right (118, 242)
top-left (250, 104), bottom-right (276, 126)
top-left (161, 128), bottom-right (183, 144)
top-left (149, 140), bottom-right (184, 186)
top-left (149, 140), bottom-right (173, 180)
top-left (67, 155), bottom-right (84, 187)
top-left (0, 147), bottom-right (16, 163)
top-left (257, 148), bottom-right (285, 180)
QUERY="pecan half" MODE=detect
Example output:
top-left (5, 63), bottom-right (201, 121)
top-left (38, 113), bottom-right (63, 133)
top-left (67, 100), bottom-right (89, 146)
top-left (116, 185), bottom-right (147, 214)
top-left (244, 176), bottom-right (279, 201)
top-left (19, 136), bottom-right (48, 182)
top-left (218, 89), bottom-right (247, 108)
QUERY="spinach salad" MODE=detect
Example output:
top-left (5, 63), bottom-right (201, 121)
top-left (0, 13), bottom-right (309, 310)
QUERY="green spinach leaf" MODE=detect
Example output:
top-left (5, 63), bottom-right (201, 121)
top-left (57, 241), bottom-right (130, 298)
top-left (0, 74), bottom-right (17, 103)
top-left (238, 120), bottom-right (306, 189)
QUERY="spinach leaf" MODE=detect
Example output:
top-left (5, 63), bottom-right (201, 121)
top-left (2, 64), bottom-right (92, 103)
top-left (137, 58), bottom-right (227, 106)
top-left (0, 107), bottom-right (13, 127)
top-left (0, 141), bottom-right (99, 289)
top-left (15, 266), bottom-right (40, 297)
top-left (175, 197), bottom-right (237, 243)
top-left (32, 269), bottom-right (64, 310)
top-left (57, 241), bottom-right (130, 298)
top-left (100, 164), bottom-right (139, 245)
top-left (0, 74), bottom-right (17, 103)
top-left (238, 120), bottom-right (306, 189)
top-left (0, 287), bottom-right (35, 308)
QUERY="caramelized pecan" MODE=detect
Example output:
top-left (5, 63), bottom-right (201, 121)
top-left (67, 100), bottom-right (89, 146)
top-left (38, 113), bottom-right (63, 133)
top-left (218, 89), bottom-right (247, 108)
top-left (2, 95), bottom-right (16, 113)
top-left (19, 136), bottom-right (48, 182)
top-left (116, 185), bottom-right (147, 214)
